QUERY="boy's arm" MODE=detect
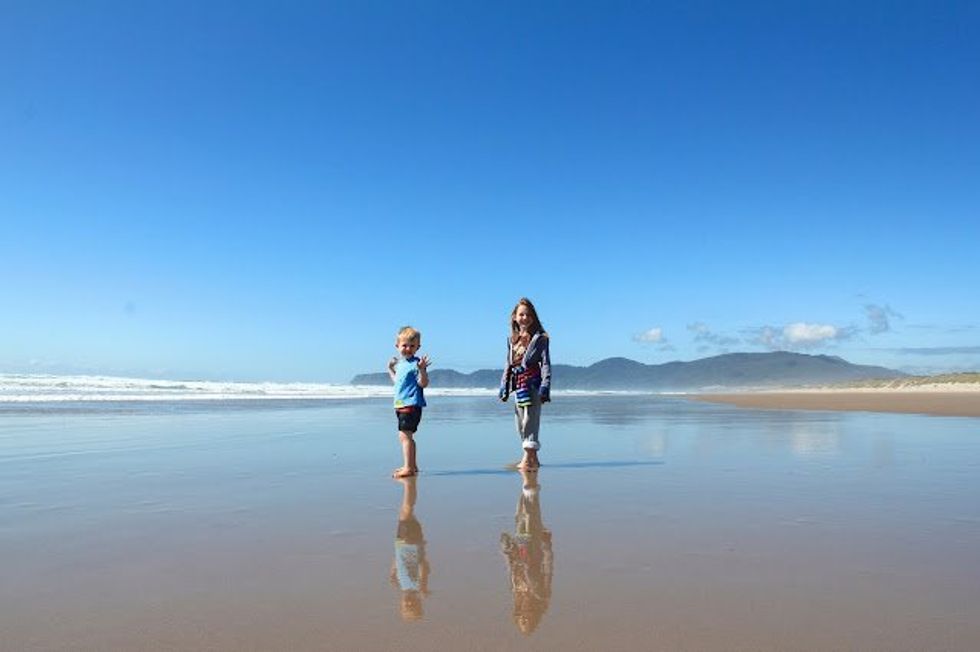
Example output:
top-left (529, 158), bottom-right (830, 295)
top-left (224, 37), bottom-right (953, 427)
top-left (387, 357), bottom-right (398, 382)
top-left (417, 355), bottom-right (430, 388)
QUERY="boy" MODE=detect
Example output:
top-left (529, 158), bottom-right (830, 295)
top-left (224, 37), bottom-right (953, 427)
top-left (388, 326), bottom-right (430, 478)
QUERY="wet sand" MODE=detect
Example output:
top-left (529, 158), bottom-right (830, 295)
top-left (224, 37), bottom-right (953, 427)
top-left (694, 387), bottom-right (980, 417)
top-left (2, 396), bottom-right (979, 651)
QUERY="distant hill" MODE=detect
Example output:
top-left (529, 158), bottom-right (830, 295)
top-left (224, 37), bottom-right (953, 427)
top-left (350, 351), bottom-right (906, 391)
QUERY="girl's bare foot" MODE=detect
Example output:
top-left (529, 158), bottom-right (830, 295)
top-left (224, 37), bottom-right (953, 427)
top-left (392, 467), bottom-right (416, 478)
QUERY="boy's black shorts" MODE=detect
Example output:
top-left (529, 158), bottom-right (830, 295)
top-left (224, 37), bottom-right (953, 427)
top-left (395, 406), bottom-right (423, 433)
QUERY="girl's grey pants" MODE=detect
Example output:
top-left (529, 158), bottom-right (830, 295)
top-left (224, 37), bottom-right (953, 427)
top-left (514, 391), bottom-right (542, 450)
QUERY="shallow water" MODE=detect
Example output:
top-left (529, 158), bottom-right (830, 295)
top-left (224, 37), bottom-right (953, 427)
top-left (1, 396), bottom-right (978, 651)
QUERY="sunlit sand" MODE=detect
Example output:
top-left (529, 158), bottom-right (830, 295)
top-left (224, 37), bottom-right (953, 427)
top-left (694, 384), bottom-right (980, 417)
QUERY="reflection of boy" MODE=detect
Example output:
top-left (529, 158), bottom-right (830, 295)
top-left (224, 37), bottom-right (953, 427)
top-left (500, 470), bottom-right (553, 635)
top-left (390, 477), bottom-right (429, 621)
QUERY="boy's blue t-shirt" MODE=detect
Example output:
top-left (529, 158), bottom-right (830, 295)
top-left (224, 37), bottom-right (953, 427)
top-left (393, 356), bottom-right (426, 408)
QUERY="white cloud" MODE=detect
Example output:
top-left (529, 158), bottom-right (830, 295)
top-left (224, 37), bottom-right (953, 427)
top-left (784, 322), bottom-right (839, 345)
top-left (746, 322), bottom-right (854, 350)
top-left (633, 327), bottom-right (664, 343)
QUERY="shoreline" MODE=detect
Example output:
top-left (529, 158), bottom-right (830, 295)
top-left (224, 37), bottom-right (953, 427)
top-left (693, 386), bottom-right (980, 418)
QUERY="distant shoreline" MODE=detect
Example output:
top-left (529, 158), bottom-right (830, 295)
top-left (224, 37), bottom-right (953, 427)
top-left (692, 384), bottom-right (980, 418)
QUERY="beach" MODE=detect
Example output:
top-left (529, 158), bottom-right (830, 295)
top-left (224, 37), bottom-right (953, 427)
top-left (2, 395), bottom-right (979, 651)
top-left (694, 384), bottom-right (980, 417)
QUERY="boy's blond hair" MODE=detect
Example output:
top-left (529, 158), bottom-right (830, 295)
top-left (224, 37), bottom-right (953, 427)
top-left (396, 326), bottom-right (421, 345)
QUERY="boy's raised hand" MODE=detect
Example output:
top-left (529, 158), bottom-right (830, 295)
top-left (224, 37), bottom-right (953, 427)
top-left (418, 354), bottom-right (431, 371)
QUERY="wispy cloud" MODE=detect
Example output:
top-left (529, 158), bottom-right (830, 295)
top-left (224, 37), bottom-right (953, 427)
top-left (633, 327), bottom-right (664, 343)
top-left (748, 325), bottom-right (782, 349)
top-left (906, 324), bottom-right (979, 333)
top-left (885, 346), bottom-right (980, 356)
top-left (864, 303), bottom-right (902, 334)
top-left (687, 322), bottom-right (740, 348)
top-left (946, 324), bottom-right (980, 333)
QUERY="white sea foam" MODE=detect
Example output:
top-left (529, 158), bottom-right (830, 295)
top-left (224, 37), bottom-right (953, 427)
top-left (0, 374), bottom-right (496, 403)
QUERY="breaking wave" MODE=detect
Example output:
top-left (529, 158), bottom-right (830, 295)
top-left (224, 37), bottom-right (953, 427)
top-left (0, 374), bottom-right (495, 403)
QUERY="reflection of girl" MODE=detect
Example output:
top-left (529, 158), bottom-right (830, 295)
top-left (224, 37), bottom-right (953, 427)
top-left (389, 476), bottom-right (429, 621)
top-left (500, 469), bottom-right (553, 634)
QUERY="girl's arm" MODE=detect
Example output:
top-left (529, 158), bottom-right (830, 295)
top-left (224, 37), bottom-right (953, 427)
top-left (525, 333), bottom-right (550, 390)
top-left (499, 338), bottom-right (511, 400)
top-left (533, 334), bottom-right (551, 402)
top-left (538, 335), bottom-right (551, 391)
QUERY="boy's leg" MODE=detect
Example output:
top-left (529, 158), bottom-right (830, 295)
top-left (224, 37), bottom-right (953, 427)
top-left (404, 430), bottom-right (417, 472)
top-left (405, 407), bottom-right (420, 471)
top-left (393, 430), bottom-right (417, 477)
top-left (393, 407), bottom-right (421, 477)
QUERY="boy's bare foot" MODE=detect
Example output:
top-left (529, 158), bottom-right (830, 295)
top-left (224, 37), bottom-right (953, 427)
top-left (392, 467), bottom-right (417, 478)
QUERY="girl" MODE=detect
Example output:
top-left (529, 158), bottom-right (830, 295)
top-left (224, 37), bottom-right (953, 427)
top-left (499, 298), bottom-right (551, 470)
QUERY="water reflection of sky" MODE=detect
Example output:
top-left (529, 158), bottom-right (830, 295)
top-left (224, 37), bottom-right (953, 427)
top-left (2, 396), bottom-right (978, 650)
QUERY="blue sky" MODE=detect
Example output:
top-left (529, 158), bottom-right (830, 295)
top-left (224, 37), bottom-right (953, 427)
top-left (2, 1), bottom-right (978, 382)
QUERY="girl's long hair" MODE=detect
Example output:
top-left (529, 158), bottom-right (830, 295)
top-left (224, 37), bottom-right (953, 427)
top-left (510, 297), bottom-right (546, 344)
